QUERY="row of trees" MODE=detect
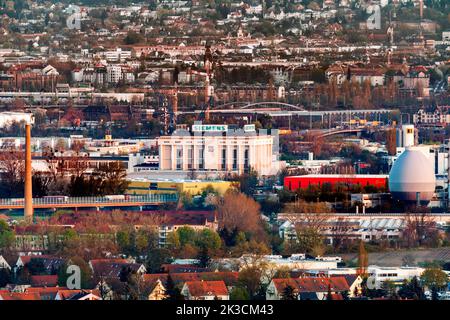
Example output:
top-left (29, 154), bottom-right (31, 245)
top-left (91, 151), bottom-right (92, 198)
top-left (0, 147), bottom-right (129, 197)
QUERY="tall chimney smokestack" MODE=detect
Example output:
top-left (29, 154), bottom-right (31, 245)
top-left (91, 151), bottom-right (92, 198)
top-left (24, 123), bottom-right (33, 222)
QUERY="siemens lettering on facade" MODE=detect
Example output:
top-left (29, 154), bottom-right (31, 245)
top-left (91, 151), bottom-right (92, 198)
top-left (191, 125), bottom-right (228, 132)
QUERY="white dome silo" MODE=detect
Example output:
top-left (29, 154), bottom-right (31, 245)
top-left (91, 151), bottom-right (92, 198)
top-left (388, 147), bottom-right (436, 203)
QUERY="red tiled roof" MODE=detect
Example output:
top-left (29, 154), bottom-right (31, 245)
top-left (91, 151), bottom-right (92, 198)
top-left (0, 292), bottom-right (41, 300)
top-left (30, 275), bottom-right (58, 287)
top-left (185, 280), bottom-right (228, 297)
top-left (143, 272), bottom-right (239, 288)
top-left (26, 286), bottom-right (68, 300)
top-left (56, 289), bottom-right (101, 300)
top-left (90, 258), bottom-right (128, 265)
top-left (272, 276), bottom-right (349, 294)
top-left (27, 287), bottom-right (67, 293)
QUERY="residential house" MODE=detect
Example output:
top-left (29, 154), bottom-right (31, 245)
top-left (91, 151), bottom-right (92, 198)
top-left (55, 289), bottom-right (102, 300)
top-left (26, 286), bottom-right (68, 300)
top-left (89, 258), bottom-right (147, 282)
top-left (325, 64), bottom-right (347, 85)
top-left (181, 280), bottom-right (229, 300)
top-left (403, 66), bottom-right (430, 95)
top-left (266, 276), bottom-right (350, 300)
top-left (142, 271), bottom-right (239, 300)
top-left (0, 255), bottom-right (11, 270)
top-left (15, 255), bottom-right (65, 275)
top-left (349, 67), bottom-right (385, 86)
top-left (30, 275), bottom-right (59, 287)
top-left (0, 291), bottom-right (41, 300)
top-left (147, 279), bottom-right (168, 300)
top-left (333, 274), bottom-right (363, 297)
top-left (158, 211), bottom-right (218, 247)
top-left (413, 106), bottom-right (450, 125)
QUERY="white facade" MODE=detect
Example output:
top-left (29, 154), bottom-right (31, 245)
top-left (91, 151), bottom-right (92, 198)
top-left (396, 124), bottom-right (415, 148)
top-left (158, 127), bottom-right (282, 176)
top-left (0, 112), bottom-right (34, 128)
top-left (367, 266), bottom-right (424, 289)
top-left (413, 108), bottom-right (450, 125)
top-left (0, 255), bottom-right (11, 270)
top-left (102, 48), bottom-right (132, 62)
top-left (106, 65), bottom-right (123, 83)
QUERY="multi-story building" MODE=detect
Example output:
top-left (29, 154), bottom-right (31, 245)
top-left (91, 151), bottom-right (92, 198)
top-left (367, 266), bottom-right (425, 289)
top-left (157, 211), bottom-right (218, 247)
top-left (106, 65), bottom-right (122, 83)
top-left (158, 124), bottom-right (283, 176)
top-left (414, 107), bottom-right (450, 125)
top-left (102, 48), bottom-right (132, 62)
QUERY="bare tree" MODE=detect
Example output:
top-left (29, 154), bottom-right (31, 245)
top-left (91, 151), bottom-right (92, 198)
top-left (216, 190), bottom-right (265, 240)
top-left (0, 149), bottom-right (25, 197)
top-left (403, 210), bottom-right (437, 247)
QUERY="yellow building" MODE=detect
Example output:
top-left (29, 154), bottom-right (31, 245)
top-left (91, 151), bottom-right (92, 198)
top-left (126, 179), bottom-right (235, 196)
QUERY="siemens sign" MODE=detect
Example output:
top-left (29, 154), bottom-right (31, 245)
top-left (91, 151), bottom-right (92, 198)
top-left (192, 124), bottom-right (228, 132)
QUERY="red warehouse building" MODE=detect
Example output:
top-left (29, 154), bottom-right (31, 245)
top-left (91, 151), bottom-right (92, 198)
top-left (284, 174), bottom-right (389, 191)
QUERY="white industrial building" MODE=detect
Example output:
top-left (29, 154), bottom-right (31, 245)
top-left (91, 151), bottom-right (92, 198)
top-left (367, 266), bottom-right (424, 289)
top-left (386, 124), bottom-right (450, 207)
top-left (158, 124), bottom-right (284, 176)
top-left (278, 217), bottom-right (406, 244)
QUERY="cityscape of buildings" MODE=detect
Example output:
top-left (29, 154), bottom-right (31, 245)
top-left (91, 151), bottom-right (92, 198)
top-left (0, 0), bottom-right (449, 304)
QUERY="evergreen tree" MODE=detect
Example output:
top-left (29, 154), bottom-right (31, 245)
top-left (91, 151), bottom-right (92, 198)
top-left (196, 247), bottom-right (211, 268)
top-left (281, 285), bottom-right (297, 300)
top-left (164, 275), bottom-right (184, 300)
top-left (0, 268), bottom-right (11, 287)
top-left (326, 284), bottom-right (333, 300)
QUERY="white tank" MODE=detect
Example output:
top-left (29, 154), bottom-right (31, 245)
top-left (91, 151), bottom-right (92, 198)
top-left (389, 147), bottom-right (435, 203)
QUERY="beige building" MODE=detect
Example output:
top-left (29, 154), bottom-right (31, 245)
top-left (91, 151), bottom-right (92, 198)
top-left (158, 125), bottom-right (279, 175)
top-left (158, 125), bottom-right (281, 176)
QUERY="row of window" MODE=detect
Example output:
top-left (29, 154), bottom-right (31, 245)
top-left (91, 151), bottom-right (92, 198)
top-left (174, 146), bottom-right (250, 171)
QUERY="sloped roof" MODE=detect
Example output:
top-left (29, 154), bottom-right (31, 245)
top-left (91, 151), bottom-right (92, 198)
top-left (90, 259), bottom-right (144, 279)
top-left (143, 272), bottom-right (239, 288)
top-left (272, 276), bottom-right (349, 294)
top-left (185, 280), bottom-right (228, 297)
top-left (18, 255), bottom-right (65, 273)
top-left (56, 289), bottom-right (101, 300)
top-left (30, 275), bottom-right (58, 287)
top-left (0, 292), bottom-right (41, 300)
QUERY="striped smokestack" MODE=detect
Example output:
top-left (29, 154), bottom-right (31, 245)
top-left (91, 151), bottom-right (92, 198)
top-left (24, 123), bottom-right (33, 222)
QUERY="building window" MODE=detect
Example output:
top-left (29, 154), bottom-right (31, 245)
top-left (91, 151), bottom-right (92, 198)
top-left (187, 146), bottom-right (193, 170)
top-left (244, 146), bottom-right (249, 173)
top-left (221, 147), bottom-right (226, 170)
top-left (198, 147), bottom-right (204, 170)
top-left (232, 148), bottom-right (238, 170)
top-left (176, 146), bottom-right (183, 170)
